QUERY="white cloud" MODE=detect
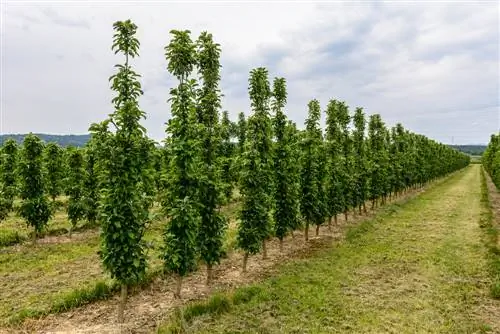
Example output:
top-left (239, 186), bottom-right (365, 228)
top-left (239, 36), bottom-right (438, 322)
top-left (1, 1), bottom-right (499, 144)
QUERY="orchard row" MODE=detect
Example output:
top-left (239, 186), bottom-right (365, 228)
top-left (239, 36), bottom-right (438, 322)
top-left (484, 133), bottom-right (500, 188)
top-left (0, 20), bottom-right (470, 321)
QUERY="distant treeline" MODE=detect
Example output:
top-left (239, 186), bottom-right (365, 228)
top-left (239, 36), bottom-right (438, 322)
top-left (449, 145), bottom-right (486, 156)
top-left (0, 134), bottom-right (91, 147)
top-left (0, 134), bottom-right (487, 155)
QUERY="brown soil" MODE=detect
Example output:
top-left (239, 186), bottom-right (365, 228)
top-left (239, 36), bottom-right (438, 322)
top-left (8, 185), bottom-right (431, 334)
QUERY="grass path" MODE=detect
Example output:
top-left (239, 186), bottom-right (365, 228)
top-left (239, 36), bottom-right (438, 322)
top-left (175, 165), bottom-right (500, 333)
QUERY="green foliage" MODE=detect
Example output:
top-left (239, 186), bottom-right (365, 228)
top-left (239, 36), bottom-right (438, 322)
top-left (161, 29), bottom-right (201, 278)
top-left (66, 148), bottom-right (86, 231)
top-left (195, 31), bottom-right (228, 270)
top-left (83, 145), bottom-right (99, 225)
top-left (18, 134), bottom-right (52, 237)
top-left (237, 111), bottom-right (247, 155)
top-left (0, 139), bottom-right (18, 220)
top-left (368, 114), bottom-right (389, 202)
top-left (300, 99), bottom-right (324, 232)
top-left (337, 101), bottom-right (355, 213)
top-left (325, 99), bottom-right (345, 219)
top-left (90, 19), bottom-right (150, 285)
top-left (272, 78), bottom-right (301, 241)
top-left (484, 134), bottom-right (500, 188)
top-left (237, 67), bottom-right (273, 255)
top-left (220, 110), bottom-right (236, 202)
top-left (352, 108), bottom-right (369, 210)
top-left (43, 142), bottom-right (64, 201)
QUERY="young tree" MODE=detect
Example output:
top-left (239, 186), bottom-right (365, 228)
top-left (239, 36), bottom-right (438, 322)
top-left (325, 99), bottom-right (345, 227)
top-left (352, 107), bottom-right (368, 214)
top-left (43, 142), bottom-right (64, 202)
top-left (195, 31), bottom-right (228, 285)
top-left (300, 99), bottom-right (324, 241)
top-left (161, 29), bottom-right (201, 298)
top-left (237, 67), bottom-right (273, 270)
top-left (286, 120), bottom-right (303, 234)
top-left (18, 134), bottom-right (52, 242)
top-left (316, 138), bottom-right (329, 235)
top-left (338, 101), bottom-right (354, 221)
top-left (0, 139), bottom-right (18, 220)
top-left (367, 114), bottom-right (387, 208)
top-left (272, 77), bottom-right (301, 250)
top-left (90, 20), bottom-right (151, 322)
top-left (66, 148), bottom-right (85, 236)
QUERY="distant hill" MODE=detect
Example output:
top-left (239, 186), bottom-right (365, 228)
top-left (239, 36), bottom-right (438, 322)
top-left (449, 145), bottom-right (486, 156)
top-left (0, 133), bottom-right (91, 147)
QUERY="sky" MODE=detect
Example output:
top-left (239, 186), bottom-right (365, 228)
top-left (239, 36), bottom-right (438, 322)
top-left (1, 1), bottom-right (499, 145)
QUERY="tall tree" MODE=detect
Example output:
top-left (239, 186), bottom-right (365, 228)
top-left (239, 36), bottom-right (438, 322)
top-left (352, 107), bottom-right (368, 214)
top-left (18, 134), bottom-right (51, 242)
top-left (286, 120), bottom-right (303, 234)
top-left (66, 148), bottom-right (85, 236)
top-left (161, 29), bottom-right (201, 298)
top-left (325, 99), bottom-right (345, 227)
top-left (43, 143), bottom-right (64, 202)
top-left (90, 20), bottom-right (151, 322)
top-left (195, 31), bottom-right (228, 285)
top-left (367, 114), bottom-right (387, 209)
top-left (0, 139), bottom-right (18, 220)
top-left (272, 77), bottom-right (301, 250)
top-left (300, 99), bottom-right (323, 241)
top-left (338, 101), bottom-right (354, 221)
top-left (237, 67), bottom-right (273, 271)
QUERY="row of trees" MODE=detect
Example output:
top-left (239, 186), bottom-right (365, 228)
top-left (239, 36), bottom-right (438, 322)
top-left (484, 133), bottom-right (500, 188)
top-left (0, 20), bottom-right (470, 321)
top-left (0, 138), bottom-right (99, 238)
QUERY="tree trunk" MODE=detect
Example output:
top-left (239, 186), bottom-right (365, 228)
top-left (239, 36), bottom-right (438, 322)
top-left (279, 238), bottom-right (283, 253)
top-left (206, 264), bottom-right (213, 286)
top-left (305, 222), bottom-right (309, 241)
top-left (262, 240), bottom-right (268, 259)
top-left (315, 224), bottom-right (320, 236)
top-left (334, 215), bottom-right (338, 225)
top-left (291, 231), bottom-right (295, 239)
top-left (363, 203), bottom-right (367, 214)
top-left (118, 284), bottom-right (128, 323)
top-left (174, 274), bottom-right (182, 299)
top-left (344, 212), bottom-right (348, 222)
top-left (242, 252), bottom-right (249, 273)
top-left (32, 231), bottom-right (37, 245)
top-left (328, 216), bottom-right (332, 231)
top-left (68, 226), bottom-right (72, 239)
top-left (358, 205), bottom-right (362, 215)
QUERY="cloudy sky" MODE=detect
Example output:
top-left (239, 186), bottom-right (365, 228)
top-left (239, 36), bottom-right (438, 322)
top-left (1, 1), bottom-right (499, 144)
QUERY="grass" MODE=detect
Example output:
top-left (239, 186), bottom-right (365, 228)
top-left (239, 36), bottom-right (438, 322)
top-left (158, 165), bottom-right (499, 333)
top-left (480, 167), bottom-right (500, 299)
top-left (0, 199), bottom-right (241, 325)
